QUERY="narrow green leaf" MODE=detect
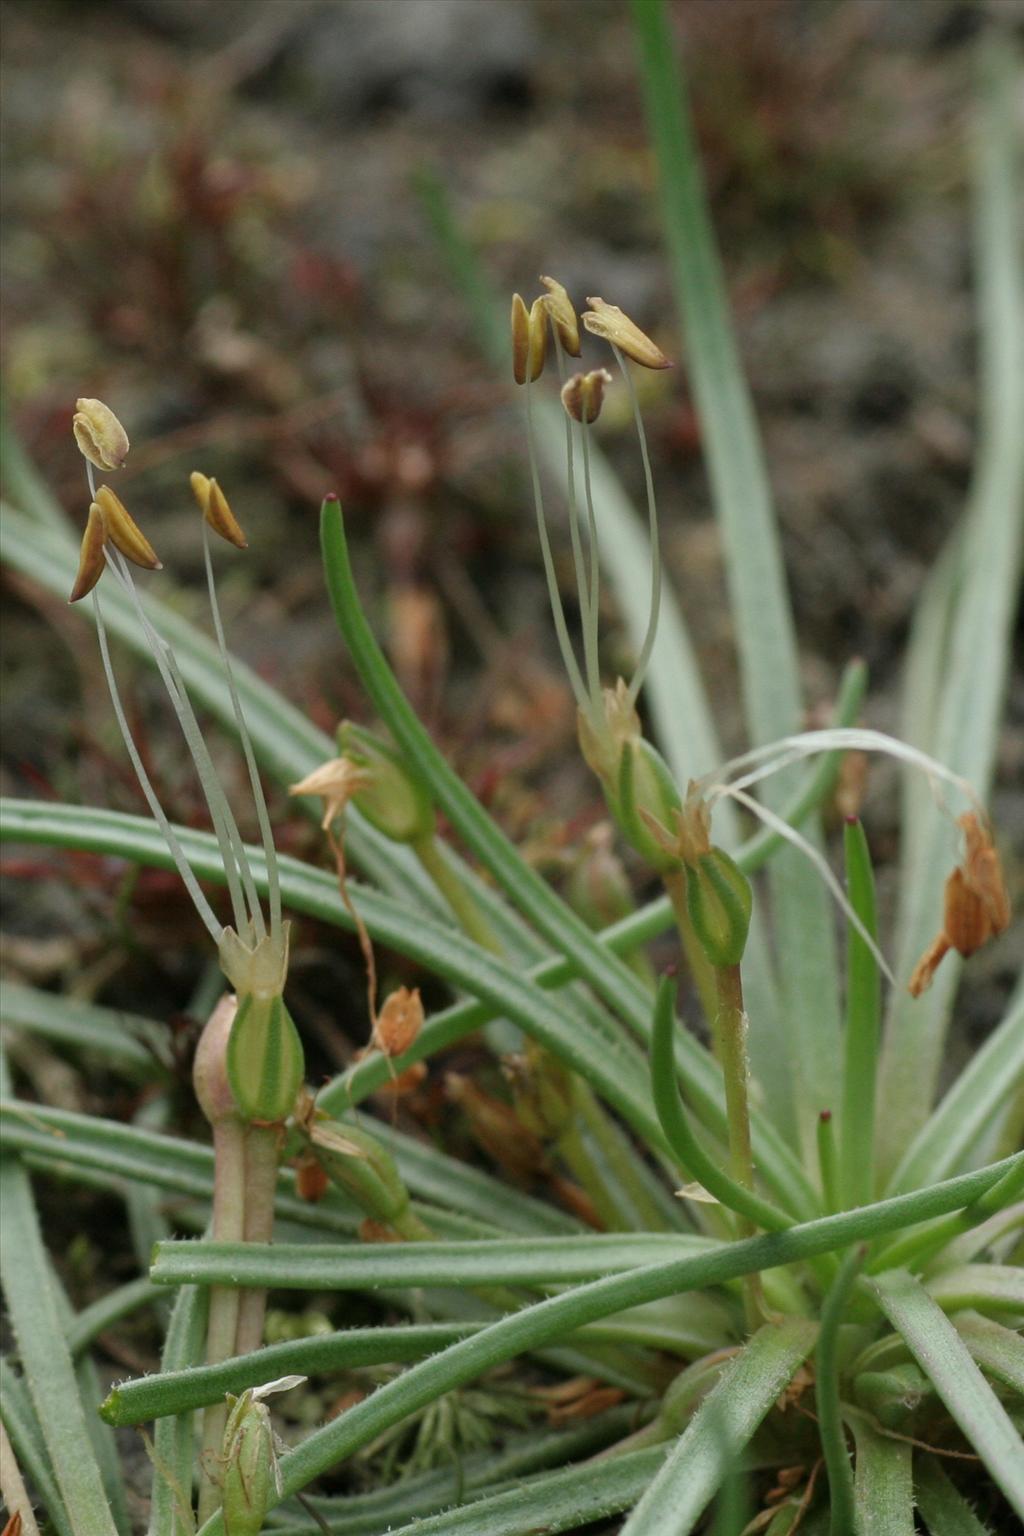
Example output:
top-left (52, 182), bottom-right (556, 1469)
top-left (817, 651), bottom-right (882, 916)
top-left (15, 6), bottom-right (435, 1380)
top-left (0, 501), bottom-right (447, 923)
top-left (816, 1249), bottom-right (863, 1534)
top-left (1, 981), bottom-right (167, 1076)
top-left (104, 1323), bottom-right (480, 1425)
top-left (840, 822), bottom-right (881, 1209)
top-left (0, 1357), bottom-right (74, 1536)
top-left (147, 1281), bottom-right (208, 1536)
top-left (886, 988), bottom-right (1024, 1195)
top-left (65, 1276), bottom-right (163, 1356)
top-left (0, 1160), bottom-right (118, 1536)
top-left (848, 1410), bottom-right (914, 1535)
top-left (954, 1310), bottom-right (1024, 1397)
top-left (925, 1263), bottom-right (1024, 1316)
top-left (868, 1268), bottom-right (1024, 1517)
top-left (630, 0), bottom-right (841, 1156)
top-left (0, 796), bottom-right (818, 1221)
top-left (619, 1320), bottom-right (818, 1535)
top-left (150, 1232), bottom-right (722, 1293)
top-left (879, 37), bottom-right (1024, 1169)
top-left (347, 1445), bottom-right (669, 1536)
top-left (915, 1456), bottom-right (995, 1536)
top-left (192, 1157), bottom-right (1020, 1531)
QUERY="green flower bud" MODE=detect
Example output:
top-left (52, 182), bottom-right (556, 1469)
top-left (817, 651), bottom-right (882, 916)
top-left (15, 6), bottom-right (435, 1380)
top-left (615, 736), bottom-right (683, 873)
top-left (221, 1376), bottom-right (303, 1535)
top-left (684, 846), bottom-right (752, 968)
top-left (226, 992), bottom-right (304, 1125)
top-left (308, 1118), bottom-right (410, 1225)
top-left (566, 826), bottom-right (637, 930)
top-left (336, 721), bottom-right (435, 844)
top-left (854, 1364), bottom-right (932, 1430)
top-left (219, 925), bottom-right (305, 1124)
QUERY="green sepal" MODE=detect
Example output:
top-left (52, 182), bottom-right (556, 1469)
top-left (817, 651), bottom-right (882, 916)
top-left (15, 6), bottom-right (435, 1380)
top-left (684, 847), bottom-right (752, 967)
top-left (308, 1118), bottom-right (410, 1224)
top-left (613, 736), bottom-right (682, 873)
top-left (221, 1392), bottom-right (276, 1535)
top-left (226, 992), bottom-right (305, 1125)
top-left (336, 721), bottom-right (435, 844)
top-left (853, 1362), bottom-right (933, 1429)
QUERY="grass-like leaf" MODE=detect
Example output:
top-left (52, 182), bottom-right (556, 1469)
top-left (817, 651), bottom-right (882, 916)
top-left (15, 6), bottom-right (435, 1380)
top-left (146, 1280), bottom-right (208, 1536)
top-left (619, 1319), bottom-right (817, 1535)
top-left (0, 795), bottom-right (822, 1220)
top-left (190, 1156), bottom-right (1020, 1530)
top-left (925, 1263), bottom-right (1024, 1316)
top-left (150, 1232), bottom-right (722, 1293)
top-left (868, 1268), bottom-right (1024, 1518)
top-left (630, 0), bottom-right (842, 1160)
top-left (0, 1358), bottom-right (74, 1536)
top-left (885, 986), bottom-right (1024, 1195)
top-left (1, 981), bottom-right (167, 1077)
top-left (0, 1158), bottom-right (119, 1536)
top-left (848, 1408), bottom-right (914, 1536)
top-left (954, 1311), bottom-right (1024, 1397)
top-left (878, 37), bottom-right (1024, 1169)
top-left (915, 1456), bottom-right (996, 1536)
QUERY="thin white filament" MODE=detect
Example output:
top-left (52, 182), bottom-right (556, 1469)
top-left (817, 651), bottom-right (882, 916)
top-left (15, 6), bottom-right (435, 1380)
top-left (524, 374), bottom-right (591, 717)
top-left (92, 587), bottom-right (223, 943)
top-left (724, 785), bottom-right (896, 986)
top-left (704, 729), bottom-right (981, 822)
top-left (104, 549), bottom-right (254, 938)
top-left (578, 413), bottom-right (603, 717)
top-left (552, 338), bottom-right (600, 709)
top-left (615, 345), bottom-right (662, 711)
top-left (164, 647), bottom-right (265, 944)
top-left (202, 521), bottom-right (282, 940)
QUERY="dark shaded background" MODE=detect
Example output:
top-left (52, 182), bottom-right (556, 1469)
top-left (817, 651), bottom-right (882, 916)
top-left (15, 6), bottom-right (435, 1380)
top-left (3, 0), bottom-right (1021, 1079)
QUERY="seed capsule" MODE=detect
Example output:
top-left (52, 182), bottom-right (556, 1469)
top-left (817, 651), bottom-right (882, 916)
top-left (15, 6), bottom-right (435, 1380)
top-left (94, 486), bottom-right (161, 570)
top-left (561, 368), bottom-right (613, 424)
top-left (582, 298), bottom-right (671, 370)
top-left (68, 501), bottom-right (108, 602)
top-left (190, 470), bottom-right (248, 549)
top-left (539, 274), bottom-right (581, 356)
top-left (908, 812), bottom-right (1010, 996)
top-left (72, 398), bottom-right (130, 471)
top-left (372, 985), bottom-right (424, 1058)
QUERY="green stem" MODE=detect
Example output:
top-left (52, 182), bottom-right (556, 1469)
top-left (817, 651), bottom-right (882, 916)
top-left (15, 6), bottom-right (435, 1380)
top-left (197, 1117), bottom-right (247, 1525)
top-left (649, 978), bottom-right (791, 1235)
top-left (663, 869), bottom-right (719, 1034)
top-left (714, 966), bottom-right (755, 1214)
top-left (232, 1124), bottom-right (281, 1356)
top-left (839, 820), bottom-right (880, 1209)
top-left (412, 834), bottom-right (504, 954)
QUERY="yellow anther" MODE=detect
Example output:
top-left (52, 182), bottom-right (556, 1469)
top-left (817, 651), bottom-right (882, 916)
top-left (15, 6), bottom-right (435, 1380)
top-left (190, 471), bottom-right (248, 549)
top-left (94, 485), bottom-right (161, 570)
top-left (582, 298), bottom-right (671, 370)
top-left (72, 398), bottom-right (130, 471)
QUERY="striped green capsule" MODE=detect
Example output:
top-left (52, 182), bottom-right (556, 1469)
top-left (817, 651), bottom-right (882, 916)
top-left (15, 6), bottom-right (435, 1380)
top-left (684, 846), bottom-right (752, 968)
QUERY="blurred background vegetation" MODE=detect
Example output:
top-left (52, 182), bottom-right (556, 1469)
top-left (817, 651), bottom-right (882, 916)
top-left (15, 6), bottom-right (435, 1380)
top-left (2, 0), bottom-right (1021, 1095)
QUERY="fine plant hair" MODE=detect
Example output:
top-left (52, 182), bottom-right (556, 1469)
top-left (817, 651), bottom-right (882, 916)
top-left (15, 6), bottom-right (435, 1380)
top-left (0, 8), bottom-right (1021, 1536)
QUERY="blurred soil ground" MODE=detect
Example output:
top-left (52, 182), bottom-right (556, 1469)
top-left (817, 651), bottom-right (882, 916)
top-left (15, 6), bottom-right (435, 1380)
top-left (1, 0), bottom-right (1021, 1323)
